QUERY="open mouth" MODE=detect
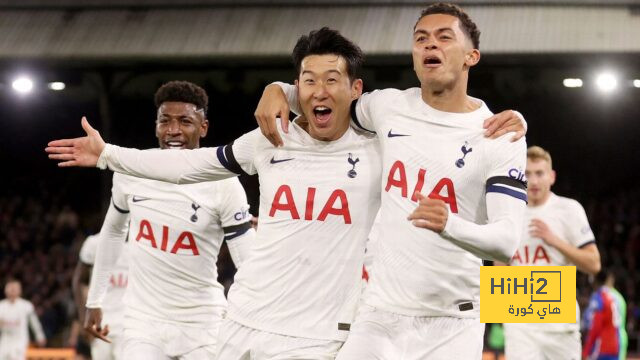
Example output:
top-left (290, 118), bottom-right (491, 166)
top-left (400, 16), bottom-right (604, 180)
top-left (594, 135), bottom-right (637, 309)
top-left (165, 141), bottom-right (186, 149)
top-left (312, 106), bottom-right (333, 126)
top-left (423, 56), bottom-right (442, 67)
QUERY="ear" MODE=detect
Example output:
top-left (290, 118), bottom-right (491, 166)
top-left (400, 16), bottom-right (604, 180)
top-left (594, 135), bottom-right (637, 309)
top-left (464, 49), bottom-right (481, 67)
top-left (200, 119), bottom-right (209, 138)
top-left (550, 169), bottom-right (556, 186)
top-left (351, 78), bottom-right (363, 100)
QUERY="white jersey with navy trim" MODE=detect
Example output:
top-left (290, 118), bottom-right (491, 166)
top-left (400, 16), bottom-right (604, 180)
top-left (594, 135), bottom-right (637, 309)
top-left (80, 234), bottom-right (128, 334)
top-left (98, 119), bottom-right (382, 341)
top-left (352, 87), bottom-right (528, 317)
top-left (508, 192), bottom-right (595, 332)
top-left (222, 120), bottom-right (381, 341)
top-left (111, 172), bottom-right (252, 326)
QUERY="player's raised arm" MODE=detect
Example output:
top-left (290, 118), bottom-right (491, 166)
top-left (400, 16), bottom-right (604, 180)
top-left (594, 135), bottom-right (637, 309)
top-left (46, 117), bottom-right (106, 167)
top-left (254, 83), bottom-right (293, 147)
top-left (47, 117), bottom-right (252, 184)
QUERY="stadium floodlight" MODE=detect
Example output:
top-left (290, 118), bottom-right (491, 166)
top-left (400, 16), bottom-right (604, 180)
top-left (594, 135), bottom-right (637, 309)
top-left (633, 79), bottom-right (640, 88)
top-left (595, 72), bottom-right (617, 92)
top-left (563, 78), bottom-right (583, 88)
top-left (48, 82), bottom-right (66, 91)
top-left (12, 76), bottom-right (34, 94)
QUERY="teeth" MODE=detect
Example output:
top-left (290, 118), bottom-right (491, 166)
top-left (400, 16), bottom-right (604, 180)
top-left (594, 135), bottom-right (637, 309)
top-left (314, 106), bottom-right (329, 111)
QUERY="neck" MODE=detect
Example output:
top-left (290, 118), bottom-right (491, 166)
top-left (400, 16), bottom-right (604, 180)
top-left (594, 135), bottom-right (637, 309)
top-left (420, 74), bottom-right (478, 113)
top-left (529, 192), bottom-right (552, 207)
top-left (298, 116), bottom-right (349, 142)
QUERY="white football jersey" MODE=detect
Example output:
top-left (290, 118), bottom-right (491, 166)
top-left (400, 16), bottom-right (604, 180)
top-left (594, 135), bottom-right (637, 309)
top-left (0, 298), bottom-right (45, 347)
top-left (509, 192), bottom-right (595, 331)
top-left (111, 172), bottom-right (251, 326)
top-left (79, 234), bottom-right (128, 333)
top-left (225, 121), bottom-right (381, 341)
top-left (353, 88), bottom-right (528, 317)
top-left (99, 119), bottom-right (382, 341)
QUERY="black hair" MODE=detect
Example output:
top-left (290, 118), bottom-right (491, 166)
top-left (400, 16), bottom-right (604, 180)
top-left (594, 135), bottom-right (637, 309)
top-left (154, 81), bottom-right (208, 114)
top-left (415, 2), bottom-right (481, 49)
top-left (292, 27), bottom-right (364, 82)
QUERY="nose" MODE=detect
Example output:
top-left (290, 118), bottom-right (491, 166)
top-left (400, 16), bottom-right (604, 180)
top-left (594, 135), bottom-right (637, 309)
top-left (423, 38), bottom-right (438, 50)
top-left (167, 120), bottom-right (181, 134)
top-left (313, 82), bottom-right (330, 100)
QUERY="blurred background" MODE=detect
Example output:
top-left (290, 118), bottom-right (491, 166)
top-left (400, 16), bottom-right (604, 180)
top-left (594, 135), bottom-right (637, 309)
top-left (0, 0), bottom-right (639, 358)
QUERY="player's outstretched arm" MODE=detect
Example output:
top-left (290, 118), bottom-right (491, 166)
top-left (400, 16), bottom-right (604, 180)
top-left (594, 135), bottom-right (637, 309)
top-left (254, 83), bottom-right (291, 147)
top-left (483, 110), bottom-right (527, 142)
top-left (47, 117), bottom-right (243, 184)
top-left (83, 308), bottom-right (110, 343)
top-left (46, 117), bottom-right (105, 167)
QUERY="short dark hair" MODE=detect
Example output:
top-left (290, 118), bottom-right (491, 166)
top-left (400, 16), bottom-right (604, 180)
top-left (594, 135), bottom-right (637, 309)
top-left (292, 27), bottom-right (364, 82)
top-left (415, 2), bottom-right (480, 49)
top-left (154, 81), bottom-right (208, 114)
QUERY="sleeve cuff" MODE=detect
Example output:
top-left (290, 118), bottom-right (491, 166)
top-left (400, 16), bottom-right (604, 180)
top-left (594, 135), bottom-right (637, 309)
top-left (442, 210), bottom-right (459, 239)
top-left (96, 143), bottom-right (113, 170)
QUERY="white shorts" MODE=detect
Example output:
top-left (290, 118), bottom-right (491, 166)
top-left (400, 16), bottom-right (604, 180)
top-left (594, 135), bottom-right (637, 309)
top-left (336, 305), bottom-right (485, 360)
top-left (91, 332), bottom-right (124, 360)
top-left (122, 317), bottom-right (219, 359)
top-left (215, 318), bottom-right (343, 360)
top-left (503, 323), bottom-right (580, 360)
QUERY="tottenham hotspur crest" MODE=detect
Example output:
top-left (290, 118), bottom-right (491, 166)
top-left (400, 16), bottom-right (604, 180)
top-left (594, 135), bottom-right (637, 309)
top-left (347, 153), bottom-right (360, 178)
top-left (455, 141), bottom-right (473, 168)
top-left (190, 202), bottom-right (201, 223)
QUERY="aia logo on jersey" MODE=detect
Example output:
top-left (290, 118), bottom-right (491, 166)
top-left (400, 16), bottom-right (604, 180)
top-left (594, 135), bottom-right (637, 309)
top-left (135, 220), bottom-right (200, 256)
top-left (455, 141), bottom-right (473, 168)
top-left (269, 185), bottom-right (352, 224)
top-left (347, 153), bottom-right (360, 178)
top-left (385, 160), bottom-right (458, 213)
top-left (511, 245), bottom-right (550, 264)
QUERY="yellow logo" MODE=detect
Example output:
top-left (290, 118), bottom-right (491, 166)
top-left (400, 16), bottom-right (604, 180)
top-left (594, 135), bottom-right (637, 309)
top-left (480, 266), bottom-right (576, 323)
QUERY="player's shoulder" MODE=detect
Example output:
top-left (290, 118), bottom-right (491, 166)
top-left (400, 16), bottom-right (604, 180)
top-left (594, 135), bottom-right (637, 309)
top-left (361, 87), bottom-right (419, 103)
top-left (18, 298), bottom-right (34, 310)
top-left (553, 194), bottom-right (586, 213)
top-left (82, 233), bottom-right (100, 248)
top-left (211, 176), bottom-right (244, 193)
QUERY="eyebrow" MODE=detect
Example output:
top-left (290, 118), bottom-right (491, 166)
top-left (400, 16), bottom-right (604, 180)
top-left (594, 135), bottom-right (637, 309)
top-left (301, 69), bottom-right (343, 76)
top-left (413, 27), bottom-right (455, 37)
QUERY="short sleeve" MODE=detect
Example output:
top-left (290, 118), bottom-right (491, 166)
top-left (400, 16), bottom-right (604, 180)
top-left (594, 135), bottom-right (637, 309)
top-left (219, 128), bottom-right (261, 176)
top-left (111, 173), bottom-right (130, 214)
top-left (565, 200), bottom-right (596, 248)
top-left (218, 178), bottom-right (252, 241)
top-left (79, 234), bottom-right (99, 265)
top-left (352, 91), bottom-right (383, 134)
top-left (484, 135), bottom-right (528, 203)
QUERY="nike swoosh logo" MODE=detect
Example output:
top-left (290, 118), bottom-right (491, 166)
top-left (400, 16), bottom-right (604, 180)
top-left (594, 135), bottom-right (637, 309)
top-left (388, 129), bottom-right (410, 138)
top-left (270, 156), bottom-right (294, 164)
top-left (132, 196), bottom-right (150, 203)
